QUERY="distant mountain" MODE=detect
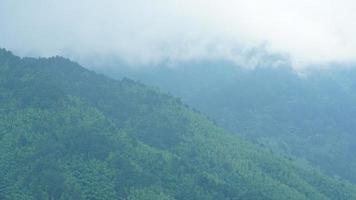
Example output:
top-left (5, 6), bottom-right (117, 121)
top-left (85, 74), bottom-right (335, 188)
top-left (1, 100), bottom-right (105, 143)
top-left (1, 49), bottom-right (356, 200)
top-left (96, 60), bottom-right (356, 183)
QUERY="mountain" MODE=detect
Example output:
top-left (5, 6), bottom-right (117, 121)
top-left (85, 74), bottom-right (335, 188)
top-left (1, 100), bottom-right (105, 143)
top-left (1, 49), bottom-right (356, 200)
top-left (96, 60), bottom-right (356, 183)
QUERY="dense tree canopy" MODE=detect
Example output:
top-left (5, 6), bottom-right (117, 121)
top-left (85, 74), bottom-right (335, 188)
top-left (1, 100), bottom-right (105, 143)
top-left (1, 49), bottom-right (356, 199)
top-left (102, 60), bottom-right (356, 183)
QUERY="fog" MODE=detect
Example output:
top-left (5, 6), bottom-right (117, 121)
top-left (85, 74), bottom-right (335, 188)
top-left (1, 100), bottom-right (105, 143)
top-left (1, 0), bottom-right (356, 69)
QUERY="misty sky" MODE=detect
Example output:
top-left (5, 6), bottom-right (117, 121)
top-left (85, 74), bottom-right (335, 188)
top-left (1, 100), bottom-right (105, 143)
top-left (1, 0), bottom-right (356, 69)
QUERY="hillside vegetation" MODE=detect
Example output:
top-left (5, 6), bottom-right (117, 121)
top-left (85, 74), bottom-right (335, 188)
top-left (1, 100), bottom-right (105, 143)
top-left (101, 61), bottom-right (356, 183)
top-left (1, 49), bottom-right (356, 199)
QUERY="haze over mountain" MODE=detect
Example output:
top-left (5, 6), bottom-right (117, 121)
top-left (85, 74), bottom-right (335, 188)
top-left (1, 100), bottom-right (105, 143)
top-left (3, 49), bottom-right (356, 199)
top-left (2, 0), bottom-right (356, 199)
top-left (95, 60), bottom-right (356, 184)
top-left (1, 0), bottom-right (356, 69)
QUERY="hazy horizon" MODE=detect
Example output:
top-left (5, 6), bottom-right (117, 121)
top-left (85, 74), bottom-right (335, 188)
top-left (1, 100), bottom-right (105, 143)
top-left (1, 0), bottom-right (356, 70)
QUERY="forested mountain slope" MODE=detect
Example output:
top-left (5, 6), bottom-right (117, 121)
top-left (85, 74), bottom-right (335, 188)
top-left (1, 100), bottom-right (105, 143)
top-left (1, 49), bottom-right (356, 199)
top-left (99, 61), bottom-right (356, 183)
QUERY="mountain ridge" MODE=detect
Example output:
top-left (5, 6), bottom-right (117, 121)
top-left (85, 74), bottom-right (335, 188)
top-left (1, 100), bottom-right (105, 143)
top-left (1, 48), bottom-right (356, 199)
top-left (95, 60), bottom-right (356, 183)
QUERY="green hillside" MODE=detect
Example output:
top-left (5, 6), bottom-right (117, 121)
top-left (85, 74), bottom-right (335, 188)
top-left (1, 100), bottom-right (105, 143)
top-left (1, 49), bottom-right (356, 200)
top-left (99, 61), bottom-right (356, 183)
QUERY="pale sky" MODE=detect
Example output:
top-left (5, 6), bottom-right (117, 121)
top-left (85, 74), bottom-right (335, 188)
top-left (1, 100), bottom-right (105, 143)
top-left (1, 0), bottom-right (356, 69)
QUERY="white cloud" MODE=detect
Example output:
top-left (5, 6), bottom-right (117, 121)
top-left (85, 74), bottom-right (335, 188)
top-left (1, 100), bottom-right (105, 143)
top-left (1, 0), bottom-right (356, 69)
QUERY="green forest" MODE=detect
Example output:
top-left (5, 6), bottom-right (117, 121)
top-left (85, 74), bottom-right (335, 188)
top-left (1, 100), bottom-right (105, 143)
top-left (101, 60), bottom-right (356, 184)
top-left (1, 49), bottom-right (356, 199)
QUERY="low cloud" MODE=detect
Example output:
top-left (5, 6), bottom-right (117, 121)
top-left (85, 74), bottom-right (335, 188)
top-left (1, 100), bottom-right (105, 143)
top-left (1, 0), bottom-right (356, 69)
